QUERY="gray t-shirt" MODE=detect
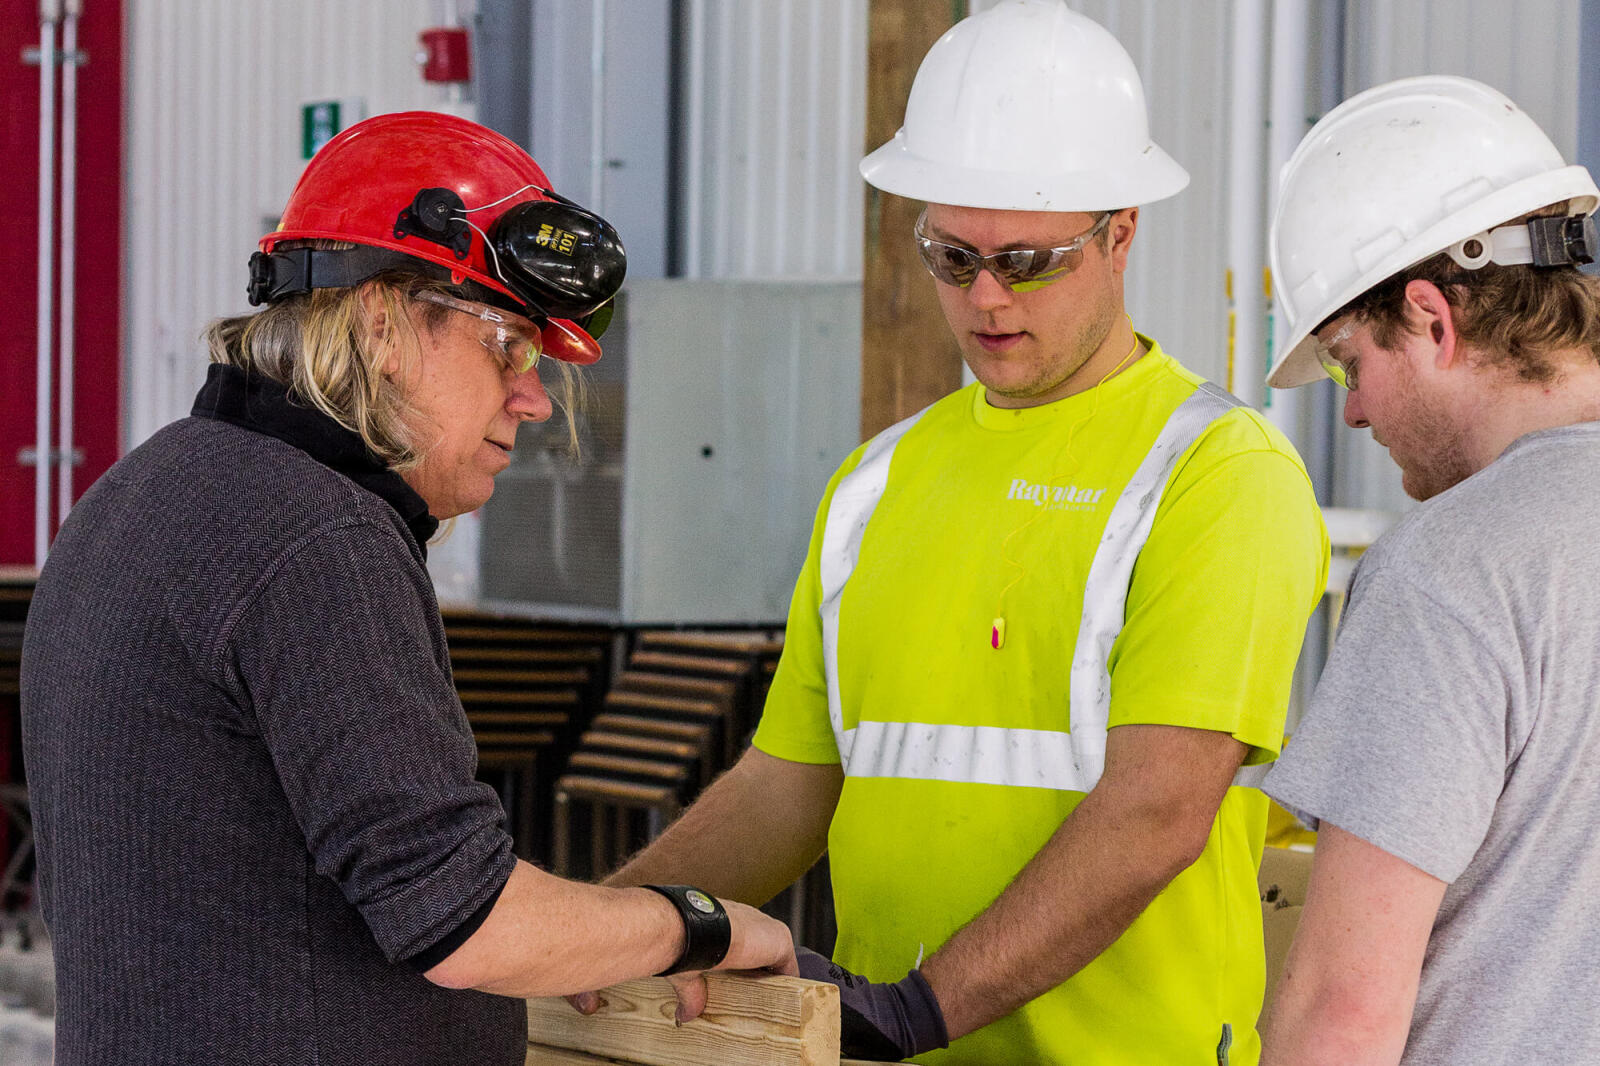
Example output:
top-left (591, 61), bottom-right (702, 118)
top-left (1265, 422), bottom-right (1600, 1065)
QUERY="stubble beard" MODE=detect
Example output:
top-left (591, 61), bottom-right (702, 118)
top-left (1390, 359), bottom-right (1475, 501)
top-left (979, 293), bottom-right (1120, 404)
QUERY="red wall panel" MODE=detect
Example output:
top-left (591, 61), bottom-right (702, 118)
top-left (1, 0), bottom-right (124, 567)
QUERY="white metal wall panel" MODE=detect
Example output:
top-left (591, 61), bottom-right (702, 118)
top-left (679, 0), bottom-right (868, 279)
top-left (123, 0), bottom-right (463, 450)
top-left (1346, 0), bottom-right (1580, 157)
top-left (122, 0), bottom-right (1589, 514)
top-left (619, 280), bottom-right (862, 622)
top-left (528, 0), bottom-right (865, 279)
top-left (966, 0), bottom-right (1238, 386)
top-left (1336, 0), bottom-right (1582, 515)
top-left (529, 1), bottom-right (674, 277)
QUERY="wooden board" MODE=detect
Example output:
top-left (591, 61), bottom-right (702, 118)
top-left (526, 1044), bottom-right (896, 1066)
top-left (526, 975), bottom-right (843, 1066)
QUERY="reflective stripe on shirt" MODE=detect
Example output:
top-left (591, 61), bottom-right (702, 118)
top-left (819, 409), bottom-right (926, 767)
top-left (819, 382), bottom-right (1271, 792)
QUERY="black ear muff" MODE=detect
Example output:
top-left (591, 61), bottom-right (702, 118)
top-left (394, 188), bottom-right (472, 260)
top-left (491, 199), bottom-right (627, 321)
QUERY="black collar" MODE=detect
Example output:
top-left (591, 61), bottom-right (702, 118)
top-left (191, 364), bottom-right (439, 554)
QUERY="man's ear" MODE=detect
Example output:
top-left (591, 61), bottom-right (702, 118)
top-left (1108, 207), bottom-right (1139, 274)
top-left (358, 283), bottom-right (403, 377)
top-left (1403, 278), bottom-right (1460, 370)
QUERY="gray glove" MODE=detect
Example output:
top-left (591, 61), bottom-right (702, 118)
top-left (796, 947), bottom-right (949, 1061)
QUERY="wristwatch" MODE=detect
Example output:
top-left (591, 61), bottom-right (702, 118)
top-left (642, 884), bottom-right (732, 975)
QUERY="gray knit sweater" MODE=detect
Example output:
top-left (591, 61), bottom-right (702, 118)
top-left (21, 366), bottom-right (524, 1065)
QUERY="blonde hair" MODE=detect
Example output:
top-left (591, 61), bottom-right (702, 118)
top-left (204, 242), bottom-right (585, 467)
top-left (1339, 203), bottom-right (1600, 384)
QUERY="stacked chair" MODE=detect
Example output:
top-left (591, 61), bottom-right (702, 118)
top-left (550, 630), bottom-right (783, 881)
top-left (441, 609), bottom-right (613, 861)
top-left (439, 613), bottom-right (837, 951)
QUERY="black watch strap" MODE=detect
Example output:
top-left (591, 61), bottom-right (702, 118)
top-left (642, 884), bottom-right (732, 976)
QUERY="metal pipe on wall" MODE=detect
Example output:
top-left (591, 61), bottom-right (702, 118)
top-left (771, 0), bottom-right (794, 274)
top-left (1263, 0), bottom-right (1308, 439)
top-left (589, 0), bottom-right (607, 211)
top-left (1225, 0), bottom-right (1268, 410)
top-left (35, 0), bottom-right (62, 568)
top-left (684, 0), bottom-right (707, 276)
top-left (830, 0), bottom-right (859, 277)
top-left (57, 0), bottom-right (81, 529)
top-left (1314, 0), bottom-right (1347, 507)
top-left (739, 7), bottom-right (761, 275)
top-left (800, 0), bottom-right (821, 271)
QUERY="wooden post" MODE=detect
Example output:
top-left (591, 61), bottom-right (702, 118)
top-left (860, 1), bottom-right (966, 440)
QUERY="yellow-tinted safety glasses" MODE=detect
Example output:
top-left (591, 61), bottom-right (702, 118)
top-left (914, 211), bottom-right (1111, 293)
top-left (1311, 320), bottom-right (1360, 390)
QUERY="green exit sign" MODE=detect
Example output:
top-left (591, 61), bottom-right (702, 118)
top-left (301, 98), bottom-right (366, 159)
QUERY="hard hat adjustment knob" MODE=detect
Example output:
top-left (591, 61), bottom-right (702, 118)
top-left (394, 187), bottom-right (472, 260)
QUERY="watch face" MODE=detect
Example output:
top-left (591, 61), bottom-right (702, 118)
top-left (686, 890), bottom-right (717, 914)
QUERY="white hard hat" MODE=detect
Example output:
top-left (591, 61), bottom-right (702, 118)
top-left (1267, 74), bottom-right (1600, 388)
top-left (859, 0), bottom-right (1188, 211)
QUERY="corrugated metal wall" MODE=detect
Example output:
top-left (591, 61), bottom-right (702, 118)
top-left (953, 0), bottom-right (1236, 387)
top-left (1346, 0), bottom-right (1579, 151)
top-left (121, 0), bottom-right (1586, 519)
top-left (676, 0), bottom-right (868, 279)
top-left (123, 0), bottom-right (460, 448)
top-left (528, 0), bottom-right (869, 282)
top-left (1334, 0), bottom-right (1581, 515)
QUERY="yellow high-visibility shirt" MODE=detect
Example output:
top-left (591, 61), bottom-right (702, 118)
top-left (754, 341), bottom-right (1329, 1066)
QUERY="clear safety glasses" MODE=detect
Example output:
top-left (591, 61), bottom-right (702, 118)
top-left (1310, 320), bottom-right (1360, 390)
top-left (914, 211), bottom-right (1112, 292)
top-left (415, 290), bottom-right (542, 374)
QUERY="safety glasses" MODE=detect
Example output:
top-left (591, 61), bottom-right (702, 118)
top-left (914, 211), bottom-right (1111, 292)
top-left (1311, 320), bottom-right (1360, 390)
top-left (415, 290), bottom-right (542, 374)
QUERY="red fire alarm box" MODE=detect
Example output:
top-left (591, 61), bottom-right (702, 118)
top-left (419, 26), bottom-right (471, 84)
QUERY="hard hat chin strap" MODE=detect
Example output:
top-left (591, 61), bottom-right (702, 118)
top-left (245, 245), bottom-right (527, 319)
top-left (1447, 213), bottom-right (1598, 270)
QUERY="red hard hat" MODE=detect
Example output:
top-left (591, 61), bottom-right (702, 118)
top-left (252, 111), bottom-right (625, 364)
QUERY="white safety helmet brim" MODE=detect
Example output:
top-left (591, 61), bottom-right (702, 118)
top-left (1267, 74), bottom-right (1600, 389)
top-left (861, 129), bottom-right (1190, 212)
top-left (858, 0), bottom-right (1189, 213)
top-left (1269, 167), bottom-right (1598, 388)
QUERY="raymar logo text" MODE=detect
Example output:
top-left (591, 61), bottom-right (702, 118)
top-left (1007, 478), bottom-right (1106, 510)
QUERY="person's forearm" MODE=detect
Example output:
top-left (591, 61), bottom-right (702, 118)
top-left (919, 782), bottom-right (1201, 1038)
top-left (606, 747), bottom-right (842, 906)
top-left (426, 861), bottom-right (683, 997)
top-left (1261, 985), bottom-right (1410, 1066)
top-left (1259, 823), bottom-right (1439, 1066)
top-left (426, 860), bottom-right (797, 998)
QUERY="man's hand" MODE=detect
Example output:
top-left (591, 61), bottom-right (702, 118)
top-left (670, 899), bottom-right (799, 1021)
top-left (796, 947), bottom-right (949, 1061)
top-left (568, 898), bottom-right (799, 1023)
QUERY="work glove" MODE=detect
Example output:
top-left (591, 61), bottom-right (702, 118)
top-left (796, 946), bottom-right (949, 1061)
